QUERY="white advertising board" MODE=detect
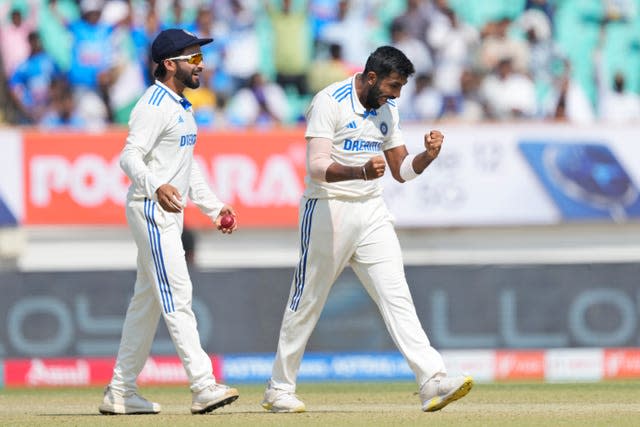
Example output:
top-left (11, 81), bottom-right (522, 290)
top-left (384, 123), bottom-right (640, 226)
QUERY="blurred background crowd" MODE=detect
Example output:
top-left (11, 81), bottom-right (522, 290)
top-left (0, 0), bottom-right (639, 131)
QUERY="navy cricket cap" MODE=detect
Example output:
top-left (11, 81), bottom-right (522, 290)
top-left (151, 29), bottom-right (213, 63)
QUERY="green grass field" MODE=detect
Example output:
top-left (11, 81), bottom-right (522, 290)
top-left (1, 381), bottom-right (639, 426)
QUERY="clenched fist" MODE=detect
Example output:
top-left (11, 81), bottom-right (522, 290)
top-left (424, 130), bottom-right (444, 160)
top-left (363, 155), bottom-right (386, 180)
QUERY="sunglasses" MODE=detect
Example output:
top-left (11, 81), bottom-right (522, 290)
top-left (166, 52), bottom-right (203, 65)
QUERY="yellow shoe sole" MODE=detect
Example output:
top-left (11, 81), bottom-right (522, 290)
top-left (423, 376), bottom-right (474, 412)
top-left (261, 401), bottom-right (306, 413)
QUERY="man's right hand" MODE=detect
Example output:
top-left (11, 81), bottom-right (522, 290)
top-left (156, 184), bottom-right (183, 213)
top-left (363, 156), bottom-right (386, 180)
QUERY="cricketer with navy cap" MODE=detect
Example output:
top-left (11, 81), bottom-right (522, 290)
top-left (99, 29), bottom-right (240, 415)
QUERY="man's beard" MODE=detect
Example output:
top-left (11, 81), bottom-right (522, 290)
top-left (364, 83), bottom-right (383, 110)
top-left (176, 65), bottom-right (200, 89)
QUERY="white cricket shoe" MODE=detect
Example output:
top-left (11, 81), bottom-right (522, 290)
top-left (420, 375), bottom-right (473, 412)
top-left (261, 380), bottom-right (306, 413)
top-left (191, 383), bottom-right (239, 414)
top-left (98, 385), bottom-right (161, 415)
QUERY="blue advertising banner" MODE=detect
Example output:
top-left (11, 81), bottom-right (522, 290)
top-left (222, 353), bottom-right (413, 383)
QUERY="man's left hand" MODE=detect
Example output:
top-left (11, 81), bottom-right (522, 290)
top-left (424, 130), bottom-right (444, 160)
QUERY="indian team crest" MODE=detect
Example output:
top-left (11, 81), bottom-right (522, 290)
top-left (380, 122), bottom-right (388, 135)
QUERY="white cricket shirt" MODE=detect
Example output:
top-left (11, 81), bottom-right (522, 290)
top-left (120, 80), bottom-right (223, 220)
top-left (304, 74), bottom-right (405, 199)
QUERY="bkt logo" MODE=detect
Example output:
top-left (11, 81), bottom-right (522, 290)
top-left (519, 142), bottom-right (640, 221)
top-left (180, 134), bottom-right (197, 147)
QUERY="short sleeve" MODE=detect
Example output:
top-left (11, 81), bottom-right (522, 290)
top-left (382, 104), bottom-right (405, 151)
top-left (305, 91), bottom-right (339, 140)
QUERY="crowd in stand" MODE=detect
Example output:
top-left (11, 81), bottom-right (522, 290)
top-left (1, 0), bottom-right (639, 130)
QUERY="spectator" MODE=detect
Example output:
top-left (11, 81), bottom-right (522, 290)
top-left (53, 0), bottom-right (116, 125)
top-left (9, 31), bottom-right (61, 124)
top-left (426, 5), bottom-right (480, 96)
top-left (438, 68), bottom-right (485, 122)
top-left (266, 0), bottom-right (313, 96)
top-left (594, 23), bottom-right (640, 123)
top-left (0, 0), bottom-right (38, 78)
top-left (525, 0), bottom-right (555, 25)
top-left (190, 4), bottom-right (232, 106)
top-left (40, 0), bottom-right (80, 73)
top-left (308, 0), bottom-right (340, 39)
top-left (402, 72), bottom-right (442, 121)
top-left (160, 0), bottom-right (191, 28)
top-left (307, 43), bottom-right (351, 95)
top-left (518, 9), bottom-right (567, 118)
top-left (63, 0), bottom-right (115, 90)
top-left (137, 6), bottom-right (163, 85)
top-left (317, 0), bottom-right (375, 68)
top-left (390, 20), bottom-right (432, 76)
top-left (109, 0), bottom-right (159, 86)
top-left (596, 67), bottom-right (640, 123)
top-left (552, 63), bottom-right (595, 124)
top-left (389, 19), bottom-right (433, 119)
top-left (226, 72), bottom-right (289, 127)
top-left (100, 0), bottom-right (147, 124)
top-left (39, 78), bottom-right (87, 129)
top-left (478, 17), bottom-right (530, 74)
top-left (480, 56), bottom-right (537, 120)
top-left (391, 0), bottom-right (431, 47)
top-left (219, 0), bottom-right (260, 98)
top-left (190, 5), bottom-right (224, 69)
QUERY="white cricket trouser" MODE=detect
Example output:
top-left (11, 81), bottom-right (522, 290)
top-left (270, 196), bottom-right (446, 391)
top-left (110, 198), bottom-right (215, 393)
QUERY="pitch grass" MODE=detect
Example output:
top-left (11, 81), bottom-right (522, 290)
top-left (1, 381), bottom-right (640, 426)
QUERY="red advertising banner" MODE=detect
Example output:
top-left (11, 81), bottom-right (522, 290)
top-left (3, 355), bottom-right (222, 387)
top-left (4, 357), bottom-right (114, 387)
top-left (23, 129), bottom-right (306, 227)
top-left (604, 348), bottom-right (640, 379)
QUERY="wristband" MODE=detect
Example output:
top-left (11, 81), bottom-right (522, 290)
top-left (362, 166), bottom-right (368, 181)
top-left (399, 154), bottom-right (419, 181)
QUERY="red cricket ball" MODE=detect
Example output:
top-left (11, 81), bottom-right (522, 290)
top-left (220, 213), bottom-right (235, 229)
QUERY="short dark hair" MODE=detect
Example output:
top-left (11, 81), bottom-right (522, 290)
top-left (153, 48), bottom-right (182, 79)
top-left (27, 31), bottom-right (40, 43)
top-left (363, 46), bottom-right (415, 80)
top-left (154, 61), bottom-right (168, 79)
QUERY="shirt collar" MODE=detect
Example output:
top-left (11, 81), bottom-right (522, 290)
top-left (363, 109), bottom-right (377, 119)
top-left (154, 80), bottom-right (192, 111)
top-left (179, 98), bottom-right (192, 110)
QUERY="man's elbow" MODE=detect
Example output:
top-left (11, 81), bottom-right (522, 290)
top-left (308, 157), bottom-right (333, 182)
top-left (119, 151), bottom-right (129, 171)
top-left (309, 164), bottom-right (328, 181)
top-left (119, 146), bottom-right (139, 174)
